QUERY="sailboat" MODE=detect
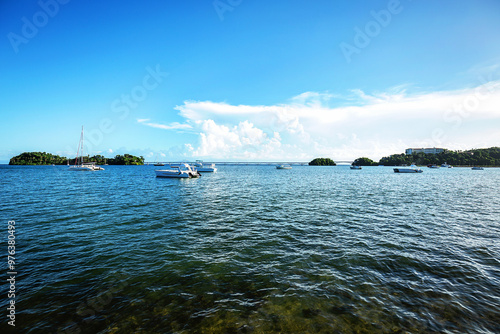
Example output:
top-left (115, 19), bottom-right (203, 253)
top-left (69, 126), bottom-right (104, 171)
top-left (153, 154), bottom-right (164, 166)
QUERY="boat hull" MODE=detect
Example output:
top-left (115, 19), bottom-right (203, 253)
top-left (196, 167), bottom-right (217, 172)
top-left (155, 170), bottom-right (200, 178)
top-left (69, 164), bottom-right (105, 171)
top-left (393, 168), bottom-right (423, 173)
top-left (69, 166), bottom-right (94, 171)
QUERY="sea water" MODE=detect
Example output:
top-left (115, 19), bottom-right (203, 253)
top-left (1, 165), bottom-right (499, 333)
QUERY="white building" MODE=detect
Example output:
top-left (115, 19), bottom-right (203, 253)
top-left (405, 147), bottom-right (445, 155)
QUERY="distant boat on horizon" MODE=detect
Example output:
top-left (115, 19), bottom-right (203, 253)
top-left (153, 154), bottom-right (164, 166)
top-left (276, 164), bottom-right (292, 169)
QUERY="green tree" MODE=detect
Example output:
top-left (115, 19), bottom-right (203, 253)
top-left (352, 157), bottom-right (376, 166)
top-left (9, 152), bottom-right (68, 165)
top-left (10, 152), bottom-right (145, 166)
top-left (309, 158), bottom-right (336, 166)
top-left (378, 147), bottom-right (500, 166)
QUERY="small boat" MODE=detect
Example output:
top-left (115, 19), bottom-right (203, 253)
top-left (69, 126), bottom-right (104, 171)
top-left (427, 164), bottom-right (440, 168)
top-left (471, 167), bottom-right (484, 170)
top-left (350, 165), bottom-right (362, 170)
top-left (155, 163), bottom-right (201, 178)
top-left (441, 162), bottom-right (453, 168)
top-left (153, 154), bottom-right (164, 166)
top-left (393, 165), bottom-right (423, 173)
top-left (191, 160), bottom-right (217, 172)
top-left (276, 164), bottom-right (292, 169)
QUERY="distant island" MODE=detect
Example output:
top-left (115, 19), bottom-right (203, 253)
top-left (309, 158), bottom-right (336, 166)
top-left (9, 152), bottom-right (145, 165)
top-left (378, 147), bottom-right (500, 167)
top-left (310, 147), bottom-right (500, 167)
top-left (9, 147), bottom-right (500, 167)
top-left (352, 157), bottom-right (377, 166)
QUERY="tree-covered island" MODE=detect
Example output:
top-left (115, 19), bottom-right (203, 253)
top-left (309, 158), bottom-right (336, 166)
top-left (352, 157), bottom-right (377, 166)
top-left (309, 147), bottom-right (500, 167)
top-left (9, 152), bottom-right (145, 165)
top-left (378, 147), bottom-right (500, 167)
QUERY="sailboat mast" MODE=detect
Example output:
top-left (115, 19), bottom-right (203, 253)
top-left (74, 126), bottom-right (84, 166)
top-left (81, 126), bottom-right (84, 165)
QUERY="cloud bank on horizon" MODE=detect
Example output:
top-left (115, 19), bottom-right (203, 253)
top-left (139, 76), bottom-right (500, 162)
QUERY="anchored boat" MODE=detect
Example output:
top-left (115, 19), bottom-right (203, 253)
top-left (155, 163), bottom-right (201, 178)
top-left (393, 165), bottom-right (423, 173)
top-left (191, 160), bottom-right (217, 172)
top-left (69, 126), bottom-right (105, 171)
top-left (276, 164), bottom-right (292, 169)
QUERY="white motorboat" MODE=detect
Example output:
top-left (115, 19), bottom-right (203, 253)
top-left (276, 164), bottom-right (292, 169)
top-left (69, 126), bottom-right (104, 171)
top-left (441, 162), bottom-right (453, 168)
top-left (393, 165), bottom-right (423, 173)
top-left (350, 165), bottom-right (362, 170)
top-left (155, 163), bottom-right (201, 178)
top-left (191, 160), bottom-right (217, 172)
top-left (471, 167), bottom-right (484, 170)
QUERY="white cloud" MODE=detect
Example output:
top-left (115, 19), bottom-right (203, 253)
top-left (137, 119), bottom-right (192, 130)
top-left (170, 80), bottom-right (500, 161)
top-left (192, 120), bottom-right (275, 159)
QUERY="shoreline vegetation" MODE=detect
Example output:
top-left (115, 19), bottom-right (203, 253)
top-left (9, 152), bottom-right (144, 165)
top-left (308, 158), bottom-right (336, 166)
top-left (311, 147), bottom-right (500, 167)
top-left (378, 147), bottom-right (500, 167)
top-left (7, 147), bottom-right (500, 167)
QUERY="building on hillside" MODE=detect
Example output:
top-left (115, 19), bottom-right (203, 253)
top-left (405, 147), bottom-right (445, 155)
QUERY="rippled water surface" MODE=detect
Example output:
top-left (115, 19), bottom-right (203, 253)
top-left (1, 165), bottom-right (500, 333)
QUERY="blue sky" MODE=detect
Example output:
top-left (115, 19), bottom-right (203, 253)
top-left (1, 0), bottom-right (500, 163)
